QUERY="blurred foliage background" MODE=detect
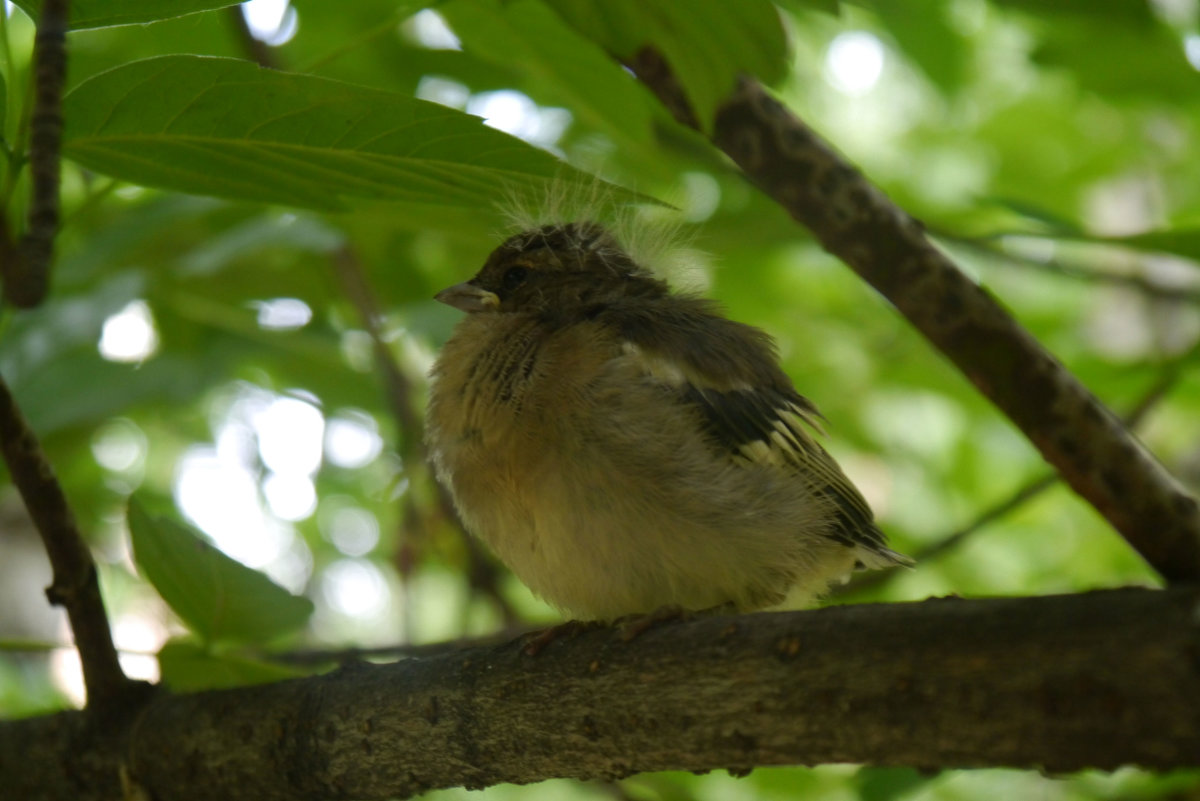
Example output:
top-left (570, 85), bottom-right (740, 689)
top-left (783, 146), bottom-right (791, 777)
top-left (2, 0), bottom-right (1199, 799)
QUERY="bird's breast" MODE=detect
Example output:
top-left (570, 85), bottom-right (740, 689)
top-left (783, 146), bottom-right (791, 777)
top-left (427, 316), bottom-right (627, 597)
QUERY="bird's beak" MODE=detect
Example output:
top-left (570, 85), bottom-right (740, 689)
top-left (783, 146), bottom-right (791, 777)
top-left (435, 282), bottom-right (500, 313)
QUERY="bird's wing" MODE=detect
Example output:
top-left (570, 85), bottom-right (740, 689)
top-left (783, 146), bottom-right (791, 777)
top-left (619, 337), bottom-right (905, 564)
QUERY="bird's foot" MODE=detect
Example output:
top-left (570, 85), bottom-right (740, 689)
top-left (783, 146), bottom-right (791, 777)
top-left (521, 619), bottom-right (602, 656)
top-left (617, 602), bottom-right (739, 641)
top-left (616, 605), bottom-right (690, 641)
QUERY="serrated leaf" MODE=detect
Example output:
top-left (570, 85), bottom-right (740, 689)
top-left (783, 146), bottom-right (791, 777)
top-left (128, 500), bottom-right (314, 644)
top-left (542, 0), bottom-right (789, 132)
top-left (62, 55), bottom-right (593, 212)
top-left (12, 0), bottom-right (235, 29)
top-left (158, 640), bottom-right (307, 691)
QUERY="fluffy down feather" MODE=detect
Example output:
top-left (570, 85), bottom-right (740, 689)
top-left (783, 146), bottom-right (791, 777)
top-left (426, 221), bottom-right (910, 620)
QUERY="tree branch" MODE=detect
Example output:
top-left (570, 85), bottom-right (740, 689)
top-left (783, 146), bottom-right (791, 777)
top-left (2, 0), bottom-right (68, 308)
top-left (627, 54), bottom-right (1200, 583)
top-left (0, 374), bottom-right (131, 706)
top-left (2, 588), bottom-right (1198, 800)
top-left (943, 232), bottom-right (1200, 306)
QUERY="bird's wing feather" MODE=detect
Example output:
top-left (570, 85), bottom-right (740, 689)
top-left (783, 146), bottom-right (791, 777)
top-left (618, 336), bottom-right (904, 562)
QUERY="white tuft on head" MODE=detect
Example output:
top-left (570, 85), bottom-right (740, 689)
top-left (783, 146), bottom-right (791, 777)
top-left (498, 175), bottom-right (707, 285)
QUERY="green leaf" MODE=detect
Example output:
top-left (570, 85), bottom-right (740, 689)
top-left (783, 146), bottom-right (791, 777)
top-left (128, 499), bottom-right (314, 644)
top-left (866, 0), bottom-right (967, 95)
top-left (982, 196), bottom-right (1085, 235)
top-left (13, 350), bottom-right (225, 435)
top-left (856, 767), bottom-right (929, 801)
top-left (990, 0), bottom-right (1156, 25)
top-left (157, 640), bottom-right (307, 691)
top-left (440, 0), bottom-right (657, 160)
top-left (774, 0), bottom-right (841, 15)
top-left (1021, 12), bottom-right (1196, 101)
top-left (541, 0), bottom-right (789, 131)
top-left (62, 55), bottom-right (592, 212)
top-left (12, 0), bottom-right (236, 29)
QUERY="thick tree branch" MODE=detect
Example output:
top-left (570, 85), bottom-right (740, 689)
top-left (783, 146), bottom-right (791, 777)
top-left (2, 0), bottom-right (68, 308)
top-left (627, 54), bottom-right (1200, 582)
top-left (0, 374), bottom-right (130, 705)
top-left (2, 588), bottom-right (1198, 800)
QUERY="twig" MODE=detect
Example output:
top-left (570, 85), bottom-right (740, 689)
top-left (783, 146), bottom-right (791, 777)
top-left (2, 0), bottom-right (68, 308)
top-left (839, 341), bottom-right (1199, 595)
top-left (841, 473), bottom-right (1060, 597)
top-left (626, 51), bottom-right (1200, 583)
top-left (943, 232), bottom-right (1200, 305)
top-left (0, 374), bottom-right (129, 705)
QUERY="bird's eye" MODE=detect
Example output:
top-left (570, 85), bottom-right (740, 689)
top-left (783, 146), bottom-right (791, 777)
top-left (501, 266), bottom-right (529, 292)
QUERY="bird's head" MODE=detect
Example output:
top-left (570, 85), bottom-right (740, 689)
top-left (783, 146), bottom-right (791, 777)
top-left (435, 222), bottom-right (667, 316)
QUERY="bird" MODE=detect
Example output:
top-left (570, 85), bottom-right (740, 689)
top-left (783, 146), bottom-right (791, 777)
top-left (425, 219), bottom-right (910, 622)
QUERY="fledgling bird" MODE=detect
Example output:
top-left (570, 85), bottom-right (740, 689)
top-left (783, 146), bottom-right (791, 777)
top-left (426, 220), bottom-right (910, 622)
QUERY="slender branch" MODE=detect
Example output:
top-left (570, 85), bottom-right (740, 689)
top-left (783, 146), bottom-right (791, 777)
top-left (943, 232), bottom-right (1200, 305)
top-left (841, 342), bottom-right (1198, 595)
top-left (0, 374), bottom-right (129, 705)
top-left (841, 474), bottom-right (1060, 597)
top-left (330, 247), bottom-right (421, 446)
top-left (2, 588), bottom-right (1197, 800)
top-left (2, 0), bottom-right (68, 308)
top-left (627, 53), bottom-right (1200, 583)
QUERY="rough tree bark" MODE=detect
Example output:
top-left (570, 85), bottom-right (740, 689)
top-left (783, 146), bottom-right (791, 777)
top-left (3, 588), bottom-right (1198, 800)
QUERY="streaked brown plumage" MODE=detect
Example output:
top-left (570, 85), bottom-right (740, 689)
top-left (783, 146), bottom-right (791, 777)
top-left (426, 221), bottom-right (909, 621)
